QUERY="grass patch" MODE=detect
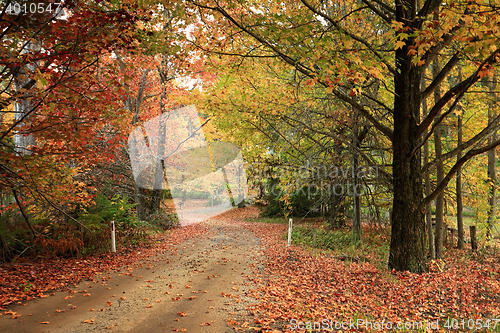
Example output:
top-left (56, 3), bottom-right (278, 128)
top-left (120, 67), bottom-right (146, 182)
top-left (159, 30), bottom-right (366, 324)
top-left (284, 224), bottom-right (391, 271)
top-left (446, 215), bottom-right (475, 227)
top-left (245, 216), bottom-right (288, 224)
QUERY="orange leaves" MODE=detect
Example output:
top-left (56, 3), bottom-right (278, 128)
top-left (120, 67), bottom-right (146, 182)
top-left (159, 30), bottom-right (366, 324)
top-left (5, 310), bottom-right (21, 319)
top-left (237, 216), bottom-right (500, 328)
top-left (199, 321), bottom-right (213, 326)
top-left (177, 311), bottom-right (187, 317)
top-left (304, 78), bottom-right (317, 88)
top-left (395, 40), bottom-right (406, 50)
top-left (0, 223), bottom-right (208, 308)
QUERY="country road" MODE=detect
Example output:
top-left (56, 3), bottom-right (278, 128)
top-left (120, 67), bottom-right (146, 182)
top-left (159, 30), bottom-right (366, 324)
top-left (0, 219), bottom-right (263, 333)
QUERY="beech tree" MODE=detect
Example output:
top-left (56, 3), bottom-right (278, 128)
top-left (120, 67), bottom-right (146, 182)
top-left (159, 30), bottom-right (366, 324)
top-left (186, 0), bottom-right (500, 272)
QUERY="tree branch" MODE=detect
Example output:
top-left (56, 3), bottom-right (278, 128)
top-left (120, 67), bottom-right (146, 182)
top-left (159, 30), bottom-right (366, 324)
top-left (420, 52), bottom-right (460, 101)
top-left (424, 138), bottom-right (500, 205)
top-left (417, 49), bottom-right (500, 137)
top-left (301, 0), bottom-right (396, 75)
top-left (188, 0), bottom-right (394, 140)
top-left (422, 111), bottom-right (500, 173)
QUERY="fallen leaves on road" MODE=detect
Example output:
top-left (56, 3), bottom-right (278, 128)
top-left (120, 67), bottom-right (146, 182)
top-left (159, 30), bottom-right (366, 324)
top-left (235, 212), bottom-right (500, 330)
top-left (0, 223), bottom-right (208, 308)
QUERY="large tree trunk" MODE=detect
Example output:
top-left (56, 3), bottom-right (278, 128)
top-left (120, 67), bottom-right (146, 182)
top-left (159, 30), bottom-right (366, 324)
top-left (352, 108), bottom-right (361, 242)
top-left (456, 65), bottom-right (465, 249)
top-left (14, 41), bottom-right (39, 154)
top-left (456, 112), bottom-right (464, 249)
top-left (388, 23), bottom-right (427, 272)
top-left (422, 76), bottom-right (435, 258)
top-left (150, 50), bottom-right (173, 216)
top-left (134, 184), bottom-right (147, 220)
top-left (121, 65), bottom-right (151, 220)
top-left (487, 76), bottom-right (497, 239)
top-left (432, 59), bottom-right (445, 258)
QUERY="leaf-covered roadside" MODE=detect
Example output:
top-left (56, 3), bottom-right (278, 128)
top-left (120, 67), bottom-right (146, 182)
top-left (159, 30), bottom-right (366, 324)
top-left (0, 223), bottom-right (208, 309)
top-left (231, 213), bottom-right (500, 331)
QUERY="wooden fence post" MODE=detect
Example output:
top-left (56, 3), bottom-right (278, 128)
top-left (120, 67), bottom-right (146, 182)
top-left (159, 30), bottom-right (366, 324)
top-left (470, 225), bottom-right (477, 251)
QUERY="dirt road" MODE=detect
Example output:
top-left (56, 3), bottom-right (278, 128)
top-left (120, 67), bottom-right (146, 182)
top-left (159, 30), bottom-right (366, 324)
top-left (0, 219), bottom-right (263, 333)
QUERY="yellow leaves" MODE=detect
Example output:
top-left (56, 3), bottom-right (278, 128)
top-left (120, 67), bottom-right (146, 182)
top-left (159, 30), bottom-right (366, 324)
top-left (463, 14), bottom-right (473, 26)
top-left (35, 69), bottom-right (49, 90)
top-left (395, 40), bottom-right (405, 50)
top-left (367, 67), bottom-right (383, 80)
top-left (382, 30), bottom-right (393, 39)
top-left (391, 21), bottom-right (404, 31)
top-left (343, 38), bottom-right (353, 49)
top-left (304, 78), bottom-right (317, 88)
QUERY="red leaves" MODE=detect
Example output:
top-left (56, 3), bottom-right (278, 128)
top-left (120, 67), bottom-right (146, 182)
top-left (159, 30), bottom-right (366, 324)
top-left (231, 208), bottom-right (500, 329)
top-left (0, 223), bottom-right (207, 307)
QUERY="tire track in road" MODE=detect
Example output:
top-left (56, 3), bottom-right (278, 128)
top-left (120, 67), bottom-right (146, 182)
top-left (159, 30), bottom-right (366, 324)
top-left (0, 219), bottom-right (263, 333)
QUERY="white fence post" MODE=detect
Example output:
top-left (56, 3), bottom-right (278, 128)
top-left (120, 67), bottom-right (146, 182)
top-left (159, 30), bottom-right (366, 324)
top-left (287, 218), bottom-right (293, 247)
top-left (111, 220), bottom-right (116, 253)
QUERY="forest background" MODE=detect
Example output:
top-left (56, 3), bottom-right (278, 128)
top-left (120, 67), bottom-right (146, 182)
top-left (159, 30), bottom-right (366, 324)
top-left (1, 0), bottom-right (500, 278)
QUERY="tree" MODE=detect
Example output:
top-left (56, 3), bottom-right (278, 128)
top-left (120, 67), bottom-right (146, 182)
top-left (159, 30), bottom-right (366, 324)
top-left (0, 0), bottom-right (151, 258)
top-left (486, 75), bottom-right (498, 239)
top-left (187, 0), bottom-right (500, 272)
